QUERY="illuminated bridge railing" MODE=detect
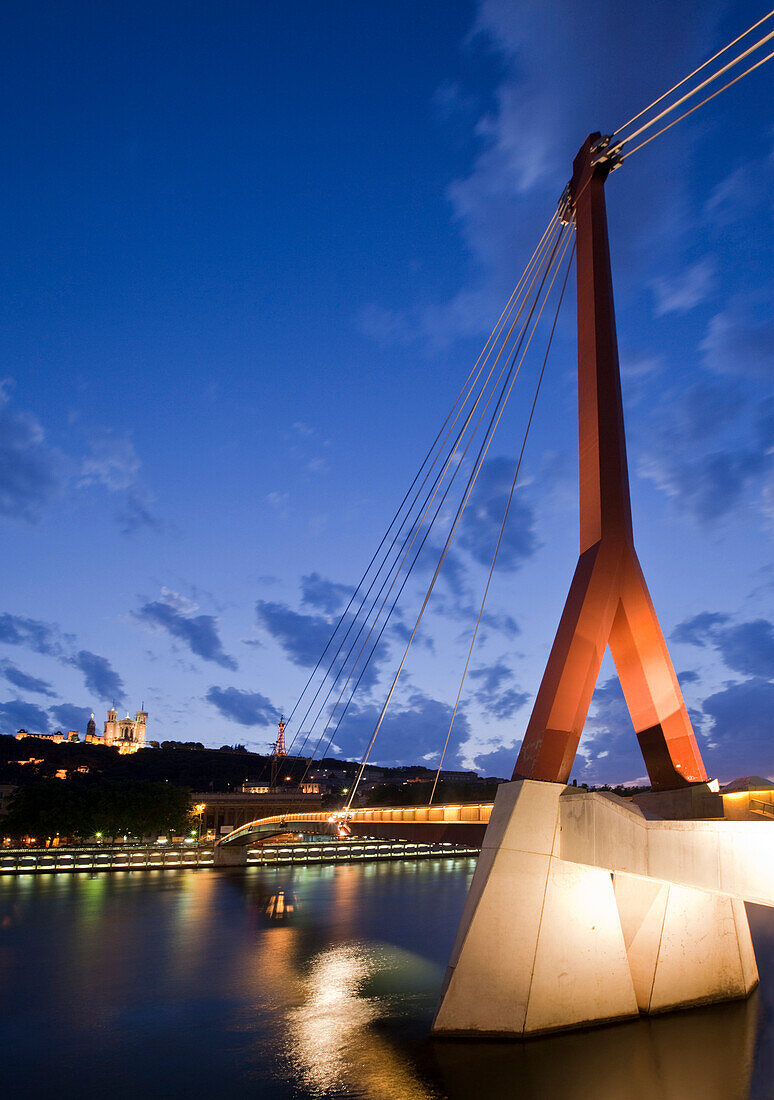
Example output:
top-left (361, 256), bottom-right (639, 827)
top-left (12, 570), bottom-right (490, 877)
top-left (346, 803), bottom-right (494, 826)
top-left (245, 838), bottom-right (480, 864)
top-left (0, 836), bottom-right (482, 874)
top-left (0, 845), bottom-right (214, 874)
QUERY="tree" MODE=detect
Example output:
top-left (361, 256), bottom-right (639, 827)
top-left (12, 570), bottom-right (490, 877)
top-left (4, 777), bottom-right (192, 843)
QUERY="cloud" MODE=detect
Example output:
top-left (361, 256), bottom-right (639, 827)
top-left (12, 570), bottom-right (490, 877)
top-left (80, 431), bottom-right (141, 491)
top-left (118, 490), bottom-right (164, 535)
top-left (49, 704), bottom-right (93, 732)
top-left (486, 686), bottom-right (530, 720)
top-left (0, 614), bottom-right (127, 707)
top-left (256, 597), bottom-right (387, 692)
top-left (712, 620), bottom-right (774, 680)
top-left (480, 610), bottom-right (520, 638)
top-left (672, 612), bottom-right (774, 680)
top-left (704, 165), bottom-right (757, 220)
top-left (637, 377), bottom-right (774, 526)
top-left (256, 600), bottom-right (337, 668)
top-left (468, 741), bottom-right (520, 779)
top-left (0, 661), bottom-right (56, 697)
top-left (0, 699), bottom-right (52, 734)
top-left (0, 612), bottom-right (67, 657)
top-left (702, 309), bottom-right (774, 378)
top-left (652, 260), bottom-right (715, 316)
top-left (701, 677), bottom-right (774, 780)
top-left (391, 620), bottom-right (435, 654)
top-left (68, 650), bottom-right (126, 704)
top-left (640, 442), bottom-right (766, 524)
top-left (456, 457), bottom-right (538, 571)
top-left (671, 611), bottom-right (730, 647)
top-left (301, 572), bottom-right (353, 615)
top-left (468, 661), bottom-right (529, 720)
top-left (577, 676), bottom-right (648, 785)
top-left (333, 689), bottom-right (473, 767)
top-left (357, 0), bottom-right (704, 352)
top-left (80, 430), bottom-right (162, 534)
top-left (0, 381), bottom-right (59, 523)
top-left (468, 660), bottom-right (511, 695)
top-left (677, 668), bottom-right (700, 684)
top-left (206, 686), bottom-right (280, 728)
top-left (137, 594), bottom-right (237, 670)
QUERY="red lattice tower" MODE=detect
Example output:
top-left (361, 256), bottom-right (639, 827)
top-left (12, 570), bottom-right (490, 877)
top-left (274, 716), bottom-right (287, 758)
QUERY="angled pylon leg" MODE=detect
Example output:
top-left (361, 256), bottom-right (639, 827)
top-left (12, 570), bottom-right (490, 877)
top-left (512, 134), bottom-right (708, 791)
top-left (514, 541), bottom-right (624, 783)
top-left (609, 555), bottom-right (707, 787)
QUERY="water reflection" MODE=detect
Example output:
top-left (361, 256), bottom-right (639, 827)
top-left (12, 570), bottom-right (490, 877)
top-left (265, 890), bottom-right (296, 921)
top-left (0, 863), bottom-right (772, 1100)
top-left (432, 996), bottom-right (758, 1100)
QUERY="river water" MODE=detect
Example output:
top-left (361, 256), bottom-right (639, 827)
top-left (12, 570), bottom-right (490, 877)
top-left (1, 860), bottom-right (773, 1099)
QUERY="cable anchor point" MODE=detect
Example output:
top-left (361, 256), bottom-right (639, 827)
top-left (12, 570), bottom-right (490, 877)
top-left (558, 133), bottom-right (624, 224)
top-left (590, 133), bottom-right (625, 172)
top-left (558, 183), bottom-right (574, 225)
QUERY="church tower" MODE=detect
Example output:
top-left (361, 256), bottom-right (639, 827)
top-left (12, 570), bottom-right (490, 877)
top-left (134, 706), bottom-right (148, 749)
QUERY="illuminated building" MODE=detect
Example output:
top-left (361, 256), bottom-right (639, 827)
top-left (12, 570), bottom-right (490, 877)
top-left (16, 705), bottom-right (148, 755)
top-left (16, 728), bottom-right (66, 744)
top-left (98, 705), bottom-right (148, 754)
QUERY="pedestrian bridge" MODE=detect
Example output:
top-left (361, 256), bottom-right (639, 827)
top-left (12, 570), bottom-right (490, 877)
top-left (216, 801), bottom-right (493, 852)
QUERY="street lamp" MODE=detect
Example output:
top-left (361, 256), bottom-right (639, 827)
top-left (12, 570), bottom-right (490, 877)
top-left (192, 803), bottom-right (206, 845)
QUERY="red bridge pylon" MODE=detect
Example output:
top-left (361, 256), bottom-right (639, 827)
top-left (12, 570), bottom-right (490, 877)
top-left (513, 134), bottom-right (708, 791)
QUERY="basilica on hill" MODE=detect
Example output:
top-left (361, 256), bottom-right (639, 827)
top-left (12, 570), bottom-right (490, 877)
top-left (16, 705), bottom-right (148, 755)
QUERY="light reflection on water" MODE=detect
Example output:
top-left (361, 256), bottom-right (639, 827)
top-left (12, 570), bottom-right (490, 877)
top-left (0, 861), bottom-right (773, 1099)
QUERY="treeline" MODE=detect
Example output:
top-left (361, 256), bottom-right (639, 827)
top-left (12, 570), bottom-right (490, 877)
top-left (364, 779), bottom-right (503, 807)
top-left (0, 734), bottom-right (271, 791)
top-left (3, 777), bottom-right (193, 843)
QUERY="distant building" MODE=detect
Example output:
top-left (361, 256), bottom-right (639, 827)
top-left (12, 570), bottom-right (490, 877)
top-left (92, 706), bottom-right (148, 754)
top-left (242, 781), bottom-right (320, 795)
top-left (16, 728), bottom-right (66, 744)
top-left (17, 705), bottom-right (148, 755)
top-left (193, 788), bottom-right (323, 838)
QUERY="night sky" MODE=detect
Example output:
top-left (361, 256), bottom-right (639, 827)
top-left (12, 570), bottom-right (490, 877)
top-left (1, 1), bottom-right (772, 784)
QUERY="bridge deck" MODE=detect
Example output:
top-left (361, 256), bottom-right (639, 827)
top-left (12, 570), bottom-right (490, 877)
top-left (218, 803), bottom-right (494, 848)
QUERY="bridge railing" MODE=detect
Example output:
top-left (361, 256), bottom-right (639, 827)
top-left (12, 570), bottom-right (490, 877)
top-left (344, 804), bottom-right (493, 825)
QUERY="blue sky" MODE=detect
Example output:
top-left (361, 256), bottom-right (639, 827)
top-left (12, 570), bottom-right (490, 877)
top-left (1, 0), bottom-right (772, 784)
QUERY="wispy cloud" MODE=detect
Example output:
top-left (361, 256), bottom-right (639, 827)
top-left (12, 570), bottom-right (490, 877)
top-left (68, 650), bottom-right (126, 704)
top-left (206, 686), bottom-right (280, 728)
top-left (0, 380), bottom-right (60, 523)
top-left (0, 660), bottom-right (56, 698)
top-left (50, 703), bottom-right (93, 732)
top-left (652, 259), bottom-right (715, 316)
top-left (0, 612), bottom-right (69, 657)
top-left (300, 573), bottom-right (353, 615)
top-left (0, 699), bottom-right (52, 733)
top-left (136, 591), bottom-right (237, 670)
top-left (80, 430), bottom-right (162, 534)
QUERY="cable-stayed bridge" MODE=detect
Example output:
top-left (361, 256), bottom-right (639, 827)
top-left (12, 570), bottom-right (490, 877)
top-left (223, 17), bottom-right (774, 1038)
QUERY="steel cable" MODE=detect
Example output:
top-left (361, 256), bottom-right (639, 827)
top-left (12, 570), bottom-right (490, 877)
top-left (428, 234), bottom-right (576, 805)
top-left (285, 219), bottom-right (564, 778)
top-left (344, 225), bottom-right (570, 812)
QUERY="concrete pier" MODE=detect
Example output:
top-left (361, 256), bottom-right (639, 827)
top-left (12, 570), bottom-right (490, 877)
top-left (432, 780), bottom-right (763, 1037)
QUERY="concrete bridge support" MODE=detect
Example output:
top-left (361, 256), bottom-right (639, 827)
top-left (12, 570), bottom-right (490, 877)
top-left (213, 843), bottom-right (247, 867)
top-left (432, 781), bottom-right (758, 1037)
